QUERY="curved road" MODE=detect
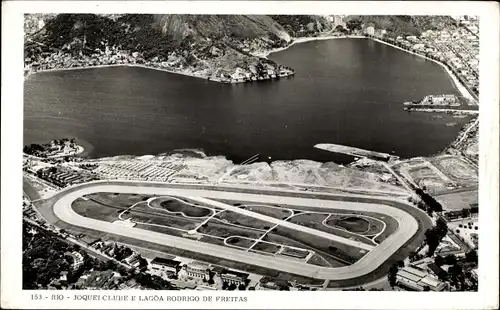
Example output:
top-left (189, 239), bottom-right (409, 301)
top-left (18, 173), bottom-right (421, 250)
top-left (51, 180), bottom-right (423, 280)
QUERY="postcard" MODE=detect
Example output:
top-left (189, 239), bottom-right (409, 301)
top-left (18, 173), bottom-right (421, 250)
top-left (1, 1), bottom-right (498, 309)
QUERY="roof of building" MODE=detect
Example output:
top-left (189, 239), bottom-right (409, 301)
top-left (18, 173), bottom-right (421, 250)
top-left (187, 262), bottom-right (210, 270)
top-left (211, 266), bottom-right (226, 274)
top-left (398, 279), bottom-right (424, 291)
top-left (420, 275), bottom-right (442, 288)
top-left (403, 266), bottom-right (428, 278)
top-left (151, 257), bottom-right (181, 268)
top-left (428, 263), bottom-right (448, 279)
top-left (221, 270), bottom-right (249, 279)
top-left (471, 268), bottom-right (478, 277)
top-left (397, 270), bottom-right (422, 283)
top-left (171, 280), bottom-right (197, 289)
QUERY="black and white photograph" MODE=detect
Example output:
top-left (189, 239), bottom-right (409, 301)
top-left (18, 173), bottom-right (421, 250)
top-left (1, 1), bottom-right (498, 309)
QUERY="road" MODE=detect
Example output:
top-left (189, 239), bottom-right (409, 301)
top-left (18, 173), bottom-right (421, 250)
top-left (456, 117), bottom-right (479, 145)
top-left (47, 180), bottom-right (425, 280)
top-left (381, 162), bottom-right (414, 193)
top-left (191, 196), bottom-right (373, 251)
top-left (23, 218), bottom-right (129, 269)
top-left (405, 108), bottom-right (479, 114)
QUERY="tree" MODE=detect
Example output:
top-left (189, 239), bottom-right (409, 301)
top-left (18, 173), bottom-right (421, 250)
top-left (444, 254), bottom-right (457, 266)
top-left (435, 217), bottom-right (448, 239)
top-left (465, 250), bottom-right (478, 264)
top-left (334, 25), bottom-right (347, 33)
top-left (397, 260), bottom-right (405, 268)
top-left (228, 283), bottom-right (237, 291)
top-left (101, 259), bottom-right (118, 271)
top-left (238, 283), bottom-right (246, 290)
top-left (434, 255), bottom-right (445, 267)
top-left (448, 264), bottom-right (464, 289)
top-left (346, 19), bottom-right (362, 32)
top-left (222, 281), bottom-right (228, 290)
top-left (388, 263), bottom-right (399, 287)
top-left (425, 228), bottom-right (440, 256)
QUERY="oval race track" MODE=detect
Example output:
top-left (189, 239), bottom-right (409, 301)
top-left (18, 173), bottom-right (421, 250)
top-left (51, 180), bottom-right (426, 280)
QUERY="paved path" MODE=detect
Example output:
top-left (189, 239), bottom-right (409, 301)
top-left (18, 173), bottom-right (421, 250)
top-left (190, 196), bottom-right (373, 251)
top-left (382, 163), bottom-right (414, 193)
top-left (456, 117), bottom-right (479, 145)
top-left (50, 181), bottom-right (422, 280)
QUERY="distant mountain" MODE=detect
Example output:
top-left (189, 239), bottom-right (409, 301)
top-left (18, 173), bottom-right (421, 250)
top-left (24, 14), bottom-right (334, 81)
top-left (24, 13), bottom-right (57, 35)
top-left (153, 15), bottom-right (292, 42)
top-left (24, 14), bottom-right (453, 81)
top-left (344, 15), bottom-right (456, 36)
top-left (270, 15), bottom-right (333, 37)
top-left (25, 14), bottom-right (333, 57)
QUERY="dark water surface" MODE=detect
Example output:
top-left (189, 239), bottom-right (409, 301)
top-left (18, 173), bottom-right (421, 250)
top-left (24, 38), bottom-right (470, 163)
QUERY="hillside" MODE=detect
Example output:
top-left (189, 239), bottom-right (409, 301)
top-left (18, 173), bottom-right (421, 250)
top-left (270, 15), bottom-right (333, 37)
top-left (153, 15), bottom-right (292, 42)
top-left (24, 14), bottom-right (334, 82)
top-left (344, 15), bottom-right (456, 36)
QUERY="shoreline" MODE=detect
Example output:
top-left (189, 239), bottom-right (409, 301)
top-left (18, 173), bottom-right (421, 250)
top-left (25, 35), bottom-right (478, 165)
top-left (254, 35), bottom-right (366, 58)
top-left (257, 34), bottom-right (477, 104)
top-left (370, 38), bottom-right (477, 104)
top-left (25, 34), bottom-right (360, 82)
top-left (25, 62), bottom-right (295, 85)
top-left (25, 63), bottom-right (223, 83)
top-left (24, 144), bottom-right (85, 159)
top-left (26, 34), bottom-right (475, 103)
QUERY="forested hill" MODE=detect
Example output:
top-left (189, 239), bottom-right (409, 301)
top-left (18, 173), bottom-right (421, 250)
top-left (25, 14), bottom-right (332, 59)
top-left (344, 15), bottom-right (456, 36)
top-left (23, 14), bottom-right (453, 81)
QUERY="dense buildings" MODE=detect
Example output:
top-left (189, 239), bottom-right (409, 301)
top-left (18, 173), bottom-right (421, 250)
top-left (371, 17), bottom-right (479, 100)
top-left (396, 266), bottom-right (447, 291)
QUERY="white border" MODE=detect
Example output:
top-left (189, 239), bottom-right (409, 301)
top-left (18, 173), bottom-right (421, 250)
top-left (2, 1), bottom-right (499, 309)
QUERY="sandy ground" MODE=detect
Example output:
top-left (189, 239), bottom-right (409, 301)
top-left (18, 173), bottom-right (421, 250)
top-left (447, 219), bottom-right (478, 249)
top-left (23, 173), bottom-right (57, 199)
top-left (435, 190), bottom-right (478, 211)
top-left (393, 155), bottom-right (478, 195)
top-left (224, 160), bottom-right (405, 193)
top-left (87, 151), bottom-right (406, 194)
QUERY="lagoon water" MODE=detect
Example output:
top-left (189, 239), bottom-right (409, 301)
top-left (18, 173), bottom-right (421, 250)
top-left (24, 38), bottom-right (471, 163)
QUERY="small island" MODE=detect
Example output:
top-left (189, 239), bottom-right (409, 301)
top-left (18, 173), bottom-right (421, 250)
top-left (23, 138), bottom-right (84, 158)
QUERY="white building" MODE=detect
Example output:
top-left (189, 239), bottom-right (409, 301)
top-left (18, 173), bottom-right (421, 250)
top-left (150, 257), bottom-right (181, 276)
top-left (185, 262), bottom-right (210, 280)
top-left (214, 269), bottom-right (249, 286)
top-left (365, 26), bottom-right (375, 36)
top-left (396, 266), bottom-right (447, 291)
top-left (71, 251), bottom-right (84, 270)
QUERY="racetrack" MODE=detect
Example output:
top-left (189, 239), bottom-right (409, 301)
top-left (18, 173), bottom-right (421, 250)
top-left (51, 180), bottom-right (425, 280)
